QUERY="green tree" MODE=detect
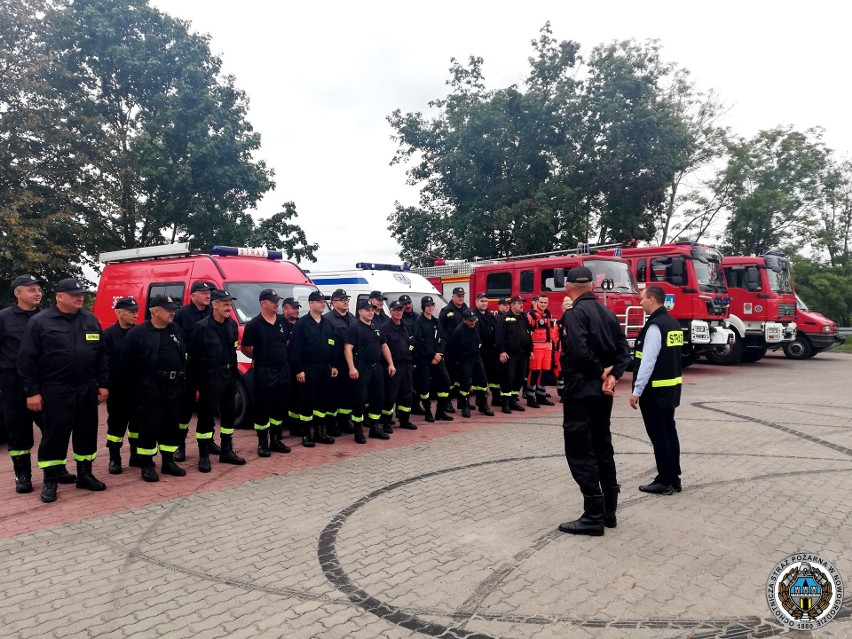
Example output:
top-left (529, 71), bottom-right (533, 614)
top-left (788, 255), bottom-right (852, 325)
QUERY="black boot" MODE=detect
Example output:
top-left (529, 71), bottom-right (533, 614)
top-left (558, 494), bottom-right (605, 536)
top-left (603, 484), bottom-right (620, 529)
top-left (173, 440), bottom-right (186, 462)
top-left (326, 419), bottom-right (341, 437)
top-left (424, 400), bottom-right (435, 423)
top-left (456, 397), bottom-right (465, 411)
top-left (353, 422), bottom-right (367, 444)
top-left (537, 392), bottom-right (555, 407)
top-left (410, 398), bottom-right (425, 415)
top-left (435, 403), bottom-right (454, 421)
top-left (302, 424), bottom-right (316, 448)
top-left (397, 412), bottom-right (417, 430)
top-left (526, 394), bottom-right (540, 408)
top-left (128, 443), bottom-right (143, 468)
top-left (198, 440), bottom-right (211, 473)
top-left (40, 467), bottom-right (58, 503)
top-left (76, 460), bottom-right (107, 491)
top-left (368, 419), bottom-right (390, 440)
top-left (161, 451), bottom-right (186, 477)
top-left (509, 397), bottom-right (526, 412)
top-left (269, 425), bottom-right (291, 453)
top-left (491, 392), bottom-right (501, 407)
top-left (501, 399), bottom-right (512, 415)
top-left (337, 414), bottom-right (355, 434)
top-left (107, 444), bottom-right (122, 475)
top-left (381, 415), bottom-right (394, 434)
top-left (219, 436), bottom-right (246, 465)
top-left (460, 397), bottom-right (471, 418)
top-left (476, 393), bottom-right (494, 416)
top-left (12, 455), bottom-right (33, 494)
top-left (257, 429), bottom-right (271, 458)
top-left (315, 422), bottom-right (335, 445)
top-left (55, 464), bottom-right (77, 484)
top-left (208, 438), bottom-right (222, 455)
top-left (141, 460), bottom-right (160, 483)
top-left (441, 399), bottom-right (455, 413)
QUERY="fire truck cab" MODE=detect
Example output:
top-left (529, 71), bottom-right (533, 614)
top-left (597, 243), bottom-right (735, 366)
top-left (93, 243), bottom-right (319, 427)
top-left (714, 252), bottom-right (797, 364)
top-left (783, 294), bottom-right (846, 359)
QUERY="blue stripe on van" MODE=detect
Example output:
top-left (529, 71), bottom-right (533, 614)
top-left (311, 277), bottom-right (370, 285)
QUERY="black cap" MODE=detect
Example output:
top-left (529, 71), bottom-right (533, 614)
top-left (191, 281), bottom-right (215, 293)
top-left (308, 291), bottom-right (327, 302)
top-left (356, 299), bottom-right (374, 311)
top-left (331, 288), bottom-right (350, 300)
top-left (259, 288), bottom-right (281, 303)
top-left (389, 300), bottom-right (404, 311)
top-left (475, 292), bottom-right (488, 299)
top-left (498, 297), bottom-right (510, 305)
top-left (452, 287), bottom-right (465, 296)
top-left (114, 297), bottom-right (139, 310)
top-left (566, 266), bottom-right (593, 284)
top-left (398, 294), bottom-right (412, 304)
top-left (148, 295), bottom-right (179, 310)
top-left (421, 295), bottom-right (435, 309)
top-left (368, 290), bottom-right (387, 300)
top-left (210, 289), bottom-right (237, 302)
top-left (531, 295), bottom-right (540, 302)
top-left (56, 278), bottom-right (88, 294)
top-left (462, 308), bottom-right (477, 320)
top-left (281, 297), bottom-right (301, 308)
top-left (510, 295), bottom-right (525, 303)
top-left (12, 274), bottom-right (45, 289)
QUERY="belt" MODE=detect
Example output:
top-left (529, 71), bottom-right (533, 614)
top-left (156, 370), bottom-right (184, 380)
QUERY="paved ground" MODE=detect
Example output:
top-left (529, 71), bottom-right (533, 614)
top-left (1, 352), bottom-right (850, 638)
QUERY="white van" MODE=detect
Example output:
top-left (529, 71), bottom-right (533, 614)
top-left (308, 263), bottom-right (447, 312)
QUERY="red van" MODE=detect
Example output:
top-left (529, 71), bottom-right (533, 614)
top-left (93, 243), bottom-right (319, 426)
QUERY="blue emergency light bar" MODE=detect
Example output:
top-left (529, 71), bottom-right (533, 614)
top-left (761, 250), bottom-right (786, 258)
top-left (355, 262), bottom-right (411, 272)
top-left (211, 246), bottom-right (283, 260)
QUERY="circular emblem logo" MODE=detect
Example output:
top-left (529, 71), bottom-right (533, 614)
top-left (755, 304), bottom-right (763, 313)
top-left (393, 272), bottom-right (411, 287)
top-left (766, 553), bottom-right (843, 630)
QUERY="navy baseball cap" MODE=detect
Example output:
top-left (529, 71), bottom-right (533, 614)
top-left (510, 295), bottom-right (525, 303)
top-left (566, 266), bottom-right (593, 283)
top-left (368, 290), bottom-right (387, 300)
top-left (114, 297), bottom-right (139, 310)
top-left (308, 291), bottom-right (327, 302)
top-left (12, 274), bottom-right (45, 289)
top-left (331, 288), bottom-right (350, 300)
top-left (452, 287), bottom-right (465, 296)
top-left (210, 289), bottom-right (236, 302)
top-left (259, 289), bottom-right (281, 302)
top-left (389, 300), bottom-right (404, 311)
top-left (475, 293), bottom-right (488, 299)
top-left (357, 299), bottom-right (374, 311)
top-left (421, 295), bottom-right (435, 308)
top-left (281, 297), bottom-right (301, 308)
top-left (149, 295), bottom-right (179, 310)
top-left (462, 309), bottom-right (477, 320)
top-left (398, 294), bottom-right (413, 304)
top-left (497, 297), bottom-right (510, 305)
top-left (56, 278), bottom-right (88, 294)
top-left (191, 281), bottom-right (215, 293)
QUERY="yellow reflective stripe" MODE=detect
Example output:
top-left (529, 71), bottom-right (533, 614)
top-left (635, 351), bottom-right (643, 359)
top-left (471, 385), bottom-right (488, 392)
top-left (666, 331), bottom-right (684, 347)
top-left (136, 447), bottom-right (158, 456)
top-left (436, 392), bottom-right (449, 398)
top-left (196, 432), bottom-right (213, 440)
top-left (337, 408), bottom-right (352, 415)
top-left (488, 383), bottom-right (500, 389)
top-left (381, 409), bottom-right (394, 416)
top-left (501, 392), bottom-right (513, 397)
top-left (178, 423), bottom-right (189, 430)
top-left (106, 435), bottom-right (123, 443)
top-left (397, 406), bottom-right (411, 413)
top-left (351, 415), bottom-right (364, 423)
top-left (327, 409), bottom-right (339, 417)
top-left (288, 411), bottom-right (300, 419)
top-left (269, 418), bottom-right (283, 426)
top-left (651, 377), bottom-right (683, 388)
top-left (10, 449), bottom-right (31, 457)
top-left (73, 452), bottom-right (97, 461)
top-left (159, 445), bottom-right (179, 453)
top-left (459, 391), bottom-right (470, 397)
top-left (254, 422), bottom-right (270, 430)
top-left (128, 432), bottom-right (139, 439)
top-left (299, 414), bottom-right (313, 422)
top-left (312, 410), bottom-right (326, 418)
top-left (419, 393), bottom-right (430, 400)
top-left (220, 428), bottom-right (234, 435)
top-left (38, 459), bottom-right (67, 469)
top-left (367, 413), bottom-right (381, 420)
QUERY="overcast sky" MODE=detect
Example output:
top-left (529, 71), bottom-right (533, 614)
top-left (151, 0), bottom-right (852, 270)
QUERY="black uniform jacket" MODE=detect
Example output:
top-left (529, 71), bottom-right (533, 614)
top-left (324, 310), bottom-right (355, 368)
top-left (122, 321), bottom-right (187, 383)
top-left (413, 314), bottom-right (446, 360)
top-left (473, 308), bottom-right (496, 351)
top-left (447, 324), bottom-right (482, 367)
top-left (0, 305), bottom-right (39, 373)
top-left (559, 292), bottom-right (631, 398)
top-left (289, 314), bottom-right (335, 372)
top-left (102, 322), bottom-right (133, 389)
top-left (173, 303), bottom-right (211, 348)
top-left (495, 311), bottom-right (532, 355)
top-left (17, 306), bottom-right (108, 396)
top-left (401, 310), bottom-right (419, 331)
top-left (380, 320), bottom-right (414, 363)
top-left (189, 315), bottom-right (238, 373)
top-left (439, 302), bottom-right (467, 338)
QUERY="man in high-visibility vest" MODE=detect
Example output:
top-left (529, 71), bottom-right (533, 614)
top-left (525, 295), bottom-right (556, 408)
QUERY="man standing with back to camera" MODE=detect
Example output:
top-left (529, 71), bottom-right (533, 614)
top-left (557, 267), bottom-right (630, 536)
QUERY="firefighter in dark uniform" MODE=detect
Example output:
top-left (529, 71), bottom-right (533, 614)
top-left (289, 291), bottom-right (337, 447)
top-left (240, 289), bottom-right (293, 457)
top-left (324, 288), bottom-right (355, 437)
top-left (345, 300), bottom-right (395, 443)
top-left (189, 289), bottom-right (246, 472)
top-left (379, 300), bottom-right (417, 431)
top-left (122, 295), bottom-right (187, 481)
top-left (496, 297), bottom-right (510, 317)
top-left (630, 285), bottom-right (684, 496)
top-left (472, 293), bottom-right (500, 407)
top-left (439, 286), bottom-right (467, 411)
top-left (399, 294), bottom-right (418, 330)
top-left (447, 309), bottom-right (494, 418)
top-left (495, 295), bottom-right (532, 414)
top-left (0, 274), bottom-right (46, 493)
top-left (281, 297), bottom-right (303, 436)
top-left (525, 295), bottom-right (556, 408)
top-left (18, 278), bottom-right (109, 503)
top-left (557, 266), bottom-right (631, 536)
top-left (369, 290), bottom-right (389, 327)
top-left (103, 296), bottom-right (140, 474)
top-left (174, 280), bottom-right (215, 461)
top-left (413, 296), bottom-right (453, 422)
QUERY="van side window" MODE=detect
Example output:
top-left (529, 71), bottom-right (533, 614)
top-left (636, 259), bottom-right (646, 282)
top-left (541, 269), bottom-right (565, 292)
top-left (485, 272), bottom-right (512, 297)
top-left (146, 283), bottom-right (185, 319)
top-left (520, 270), bottom-right (534, 295)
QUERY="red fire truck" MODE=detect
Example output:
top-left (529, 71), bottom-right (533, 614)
top-left (596, 242), bottom-right (735, 366)
top-left (93, 243), bottom-right (319, 426)
top-left (412, 246), bottom-right (645, 345)
top-left (712, 252), bottom-right (797, 364)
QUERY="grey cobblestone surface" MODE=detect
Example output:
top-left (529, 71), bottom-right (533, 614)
top-left (1, 352), bottom-right (851, 637)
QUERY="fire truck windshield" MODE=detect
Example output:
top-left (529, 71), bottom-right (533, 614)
top-left (692, 257), bottom-right (725, 293)
top-left (583, 260), bottom-right (637, 292)
top-left (227, 282), bottom-right (319, 323)
top-left (766, 268), bottom-right (793, 294)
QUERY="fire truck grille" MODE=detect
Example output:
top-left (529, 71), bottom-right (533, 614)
top-left (778, 303), bottom-right (795, 318)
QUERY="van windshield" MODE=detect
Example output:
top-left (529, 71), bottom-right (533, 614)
top-left (384, 291), bottom-right (448, 314)
top-left (227, 282), bottom-right (319, 324)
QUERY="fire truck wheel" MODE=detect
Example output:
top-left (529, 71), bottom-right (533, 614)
top-left (783, 335), bottom-right (812, 360)
top-left (739, 345), bottom-right (767, 363)
top-left (704, 332), bottom-right (744, 365)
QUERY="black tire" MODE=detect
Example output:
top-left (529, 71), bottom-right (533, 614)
top-left (234, 377), bottom-right (251, 429)
top-left (681, 349), bottom-right (701, 368)
top-left (739, 345), bottom-right (767, 363)
top-left (705, 331), bottom-right (744, 365)
top-left (783, 335), bottom-right (813, 360)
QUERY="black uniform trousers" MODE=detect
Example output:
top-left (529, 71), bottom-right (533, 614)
top-left (499, 351), bottom-right (528, 398)
top-left (639, 398), bottom-right (681, 485)
top-left (562, 395), bottom-right (617, 496)
top-left (252, 363), bottom-right (290, 431)
top-left (1, 372), bottom-right (41, 455)
top-left (106, 382), bottom-right (136, 449)
top-left (481, 348), bottom-right (500, 396)
top-left (383, 362), bottom-right (413, 418)
top-left (456, 355), bottom-right (488, 398)
top-left (135, 374), bottom-right (183, 459)
top-left (297, 364), bottom-right (332, 425)
top-left (196, 366), bottom-right (237, 440)
top-left (413, 358), bottom-right (451, 401)
top-left (329, 372), bottom-right (352, 419)
top-left (38, 382), bottom-right (99, 468)
top-left (351, 362), bottom-right (384, 423)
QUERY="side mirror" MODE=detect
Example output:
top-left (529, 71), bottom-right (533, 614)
top-left (746, 267), bottom-right (760, 291)
top-left (553, 268), bottom-right (565, 289)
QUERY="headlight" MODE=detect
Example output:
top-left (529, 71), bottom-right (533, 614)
top-left (823, 325), bottom-right (834, 333)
